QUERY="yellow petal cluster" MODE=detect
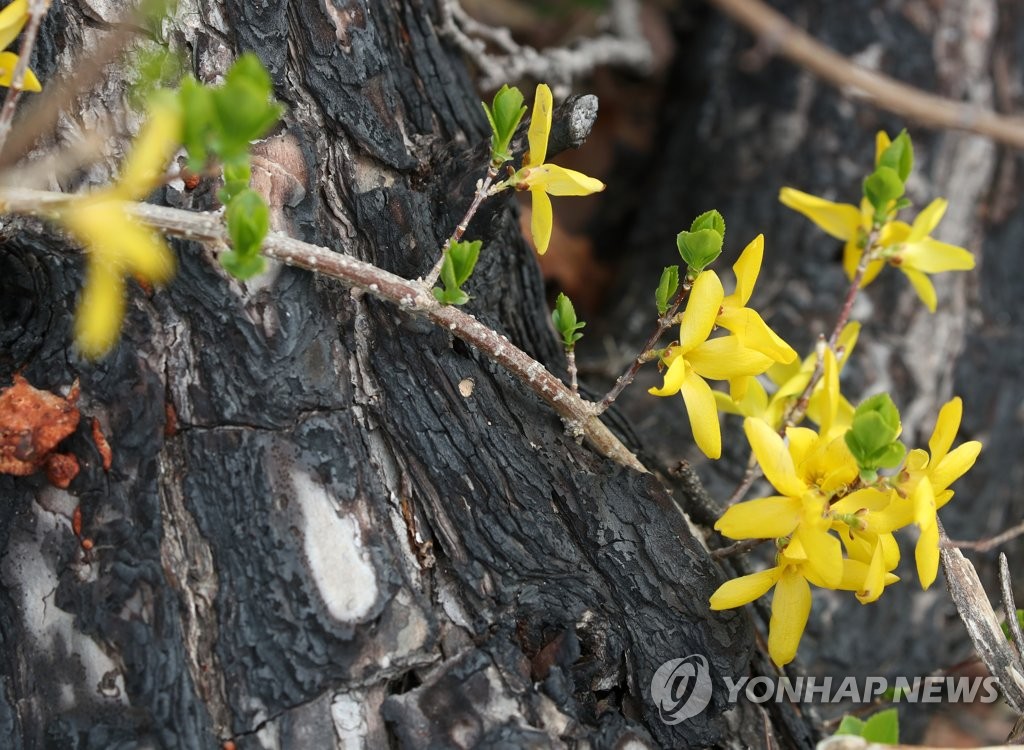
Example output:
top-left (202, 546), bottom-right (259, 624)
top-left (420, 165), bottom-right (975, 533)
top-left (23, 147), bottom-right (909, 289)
top-left (63, 98), bottom-right (183, 357)
top-left (649, 235), bottom-right (797, 459)
top-left (0, 0), bottom-right (41, 92)
top-left (648, 270), bottom-right (776, 459)
top-left (514, 84), bottom-right (605, 255)
top-left (710, 349), bottom-right (981, 665)
top-left (779, 132), bottom-right (975, 312)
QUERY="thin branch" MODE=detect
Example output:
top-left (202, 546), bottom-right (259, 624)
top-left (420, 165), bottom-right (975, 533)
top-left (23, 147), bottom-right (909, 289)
top-left (566, 349), bottom-right (579, 394)
top-left (943, 519), bottom-right (1024, 553)
top-left (1000, 553), bottom-right (1024, 662)
top-left (711, 538), bottom-right (766, 560)
top-left (707, 0), bottom-right (1024, 150)
top-left (423, 165), bottom-right (499, 288)
top-left (725, 453), bottom-right (759, 506)
top-left (595, 279), bottom-right (692, 414)
top-left (780, 231), bottom-right (876, 430)
top-left (0, 186), bottom-right (648, 474)
top-left (440, 0), bottom-right (652, 92)
top-left (0, 0), bottom-right (49, 156)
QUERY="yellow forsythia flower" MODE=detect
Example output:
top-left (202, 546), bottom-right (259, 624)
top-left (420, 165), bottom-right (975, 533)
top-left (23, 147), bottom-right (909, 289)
top-left (717, 234), bottom-right (797, 364)
top-left (869, 397), bottom-right (982, 589)
top-left (64, 98), bottom-right (183, 357)
top-left (0, 0), bottom-right (41, 92)
top-left (779, 131), bottom-right (974, 312)
top-left (514, 84), bottom-right (604, 255)
top-left (648, 271), bottom-right (773, 459)
top-left (710, 545), bottom-right (897, 666)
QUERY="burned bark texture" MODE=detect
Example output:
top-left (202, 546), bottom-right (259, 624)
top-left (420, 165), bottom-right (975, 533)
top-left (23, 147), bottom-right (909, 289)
top-left (0, 2), bottom-right (788, 749)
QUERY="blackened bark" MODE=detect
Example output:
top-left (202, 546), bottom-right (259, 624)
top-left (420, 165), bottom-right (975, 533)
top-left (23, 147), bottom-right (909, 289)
top-left (0, 2), bottom-right (800, 749)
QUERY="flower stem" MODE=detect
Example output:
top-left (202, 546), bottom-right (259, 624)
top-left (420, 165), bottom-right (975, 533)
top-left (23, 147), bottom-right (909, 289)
top-left (423, 164), bottom-right (499, 288)
top-left (595, 278), bottom-right (693, 414)
top-left (567, 349), bottom-right (579, 394)
top-left (0, 0), bottom-right (49, 157)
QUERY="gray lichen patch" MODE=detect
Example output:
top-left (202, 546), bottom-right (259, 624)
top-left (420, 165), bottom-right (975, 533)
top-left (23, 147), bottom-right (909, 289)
top-left (292, 469), bottom-right (378, 623)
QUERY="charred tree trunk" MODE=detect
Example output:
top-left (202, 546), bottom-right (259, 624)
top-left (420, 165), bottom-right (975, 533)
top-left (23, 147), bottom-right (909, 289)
top-left (0, 2), bottom-right (810, 749)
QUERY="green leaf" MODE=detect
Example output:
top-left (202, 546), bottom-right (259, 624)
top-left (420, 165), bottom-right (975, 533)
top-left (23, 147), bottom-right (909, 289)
top-left (552, 292), bottom-right (586, 350)
top-left (845, 393), bottom-right (906, 478)
top-left (213, 54), bottom-right (284, 160)
top-left (218, 157), bottom-right (252, 204)
top-left (129, 45), bottom-right (185, 110)
top-left (1002, 609), bottom-right (1024, 639)
top-left (222, 188), bottom-right (269, 279)
top-left (676, 228), bottom-right (723, 272)
top-left (178, 76), bottom-right (213, 171)
top-left (863, 165), bottom-right (905, 218)
top-left (220, 250), bottom-right (266, 279)
top-left (432, 286), bottom-right (470, 306)
top-left (879, 130), bottom-right (914, 182)
top-left (176, 54), bottom-right (283, 176)
top-left (656, 265), bottom-right (680, 316)
top-left (690, 209), bottom-right (726, 240)
top-left (448, 240), bottom-right (482, 287)
top-left (834, 715), bottom-right (866, 737)
top-left (432, 241), bottom-right (482, 307)
top-left (861, 708), bottom-right (899, 744)
top-left (484, 84), bottom-right (526, 164)
top-left (439, 252), bottom-right (459, 292)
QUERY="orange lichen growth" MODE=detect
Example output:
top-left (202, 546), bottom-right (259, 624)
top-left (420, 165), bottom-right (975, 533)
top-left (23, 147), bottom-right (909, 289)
top-left (0, 374), bottom-right (81, 486)
top-left (91, 417), bottom-right (112, 471)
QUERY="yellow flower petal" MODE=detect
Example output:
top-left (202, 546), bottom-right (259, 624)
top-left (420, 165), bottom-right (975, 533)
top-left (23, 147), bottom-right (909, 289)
top-left (117, 98), bottom-right (183, 197)
top-left (795, 517), bottom-right (843, 589)
top-left (907, 198), bottom-right (948, 243)
top-left (710, 566), bottom-right (783, 610)
top-left (0, 0), bottom-right (28, 52)
top-left (649, 354), bottom-right (687, 397)
top-left (900, 239), bottom-right (975, 274)
top-left (874, 131), bottom-right (891, 166)
top-left (714, 389), bottom-right (743, 416)
top-left (716, 306), bottom-right (796, 364)
top-left (731, 234), bottom-right (763, 306)
top-left (525, 163), bottom-right (605, 196)
top-left (929, 397), bottom-right (961, 463)
top-left (0, 51), bottom-right (39, 92)
top-left (680, 369), bottom-right (721, 459)
top-left (916, 517), bottom-right (940, 590)
top-left (686, 336), bottom-right (774, 381)
top-left (768, 567), bottom-right (812, 667)
top-left (831, 487), bottom-right (892, 515)
top-left (744, 418), bottom-right (806, 497)
top-left (525, 83), bottom-right (552, 169)
top-left (779, 187), bottom-right (862, 241)
top-left (678, 270), bottom-right (723, 353)
top-left (817, 348), bottom-right (839, 436)
top-left (855, 542), bottom-right (887, 604)
top-left (872, 494), bottom-right (914, 534)
top-left (715, 495), bottom-right (801, 539)
top-left (901, 267), bottom-right (937, 312)
top-left (784, 426), bottom-right (817, 468)
top-left (930, 441), bottom-right (982, 493)
top-left (75, 260), bottom-right (126, 359)
top-left (912, 475), bottom-right (936, 531)
top-left (530, 188), bottom-right (553, 255)
top-left (879, 531), bottom-right (901, 571)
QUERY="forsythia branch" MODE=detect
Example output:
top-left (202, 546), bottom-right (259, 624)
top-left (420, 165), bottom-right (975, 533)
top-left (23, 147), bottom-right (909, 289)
top-left (0, 186), bottom-right (647, 474)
